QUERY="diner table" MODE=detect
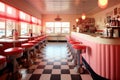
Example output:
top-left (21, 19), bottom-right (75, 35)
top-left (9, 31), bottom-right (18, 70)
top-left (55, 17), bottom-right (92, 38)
top-left (0, 44), bottom-right (3, 47)
top-left (19, 35), bottom-right (38, 40)
top-left (0, 38), bottom-right (28, 55)
top-left (0, 38), bottom-right (28, 46)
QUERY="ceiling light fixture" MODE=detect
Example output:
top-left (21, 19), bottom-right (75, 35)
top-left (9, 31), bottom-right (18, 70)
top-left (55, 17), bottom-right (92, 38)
top-left (76, 18), bottom-right (79, 22)
top-left (81, 1), bottom-right (86, 20)
top-left (81, 13), bottom-right (86, 20)
top-left (98, 0), bottom-right (108, 9)
top-left (55, 15), bottom-right (62, 21)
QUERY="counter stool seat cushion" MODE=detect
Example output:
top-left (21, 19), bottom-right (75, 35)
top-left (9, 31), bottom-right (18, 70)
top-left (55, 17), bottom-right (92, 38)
top-left (35, 39), bottom-right (41, 42)
top-left (73, 44), bottom-right (86, 50)
top-left (0, 55), bottom-right (6, 64)
top-left (28, 40), bottom-right (38, 44)
top-left (0, 55), bottom-right (6, 70)
top-left (21, 43), bottom-right (34, 48)
top-left (4, 47), bottom-right (23, 56)
top-left (69, 41), bottom-right (81, 45)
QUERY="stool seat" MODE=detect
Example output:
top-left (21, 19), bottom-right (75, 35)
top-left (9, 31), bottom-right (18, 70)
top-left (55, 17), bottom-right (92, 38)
top-left (4, 47), bottom-right (23, 56)
top-left (35, 39), bottom-right (41, 41)
top-left (21, 43), bottom-right (34, 48)
top-left (4, 47), bottom-right (23, 78)
top-left (0, 55), bottom-right (6, 64)
top-left (73, 44), bottom-right (86, 50)
top-left (69, 41), bottom-right (81, 44)
top-left (28, 40), bottom-right (38, 44)
top-left (0, 55), bottom-right (6, 70)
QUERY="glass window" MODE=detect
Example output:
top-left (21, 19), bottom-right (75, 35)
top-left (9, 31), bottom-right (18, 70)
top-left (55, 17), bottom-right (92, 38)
top-left (46, 22), bottom-right (54, 27)
top-left (32, 17), bottom-right (37, 24)
top-left (55, 22), bottom-right (61, 27)
top-left (6, 6), bottom-right (12, 15)
top-left (6, 5), bottom-right (17, 18)
top-left (62, 22), bottom-right (70, 27)
top-left (0, 19), bottom-right (5, 37)
top-left (20, 22), bottom-right (28, 35)
top-left (26, 14), bottom-right (30, 22)
top-left (6, 20), bottom-right (16, 37)
top-left (45, 22), bottom-right (70, 34)
top-left (62, 28), bottom-right (70, 33)
top-left (0, 2), bottom-right (5, 12)
top-left (46, 27), bottom-right (54, 33)
top-left (32, 24), bottom-right (37, 34)
top-left (55, 27), bottom-right (61, 33)
top-left (19, 11), bottom-right (26, 20)
top-left (46, 22), bottom-right (54, 33)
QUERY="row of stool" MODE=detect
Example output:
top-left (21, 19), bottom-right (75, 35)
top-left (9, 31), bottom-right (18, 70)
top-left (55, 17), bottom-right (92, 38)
top-left (0, 35), bottom-right (47, 80)
top-left (66, 35), bottom-right (87, 73)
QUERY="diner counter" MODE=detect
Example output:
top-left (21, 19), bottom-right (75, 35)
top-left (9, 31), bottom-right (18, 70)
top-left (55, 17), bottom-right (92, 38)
top-left (71, 32), bottom-right (120, 80)
top-left (71, 32), bottom-right (120, 45)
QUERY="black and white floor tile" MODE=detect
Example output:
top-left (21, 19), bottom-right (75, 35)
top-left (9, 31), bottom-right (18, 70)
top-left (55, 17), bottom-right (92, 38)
top-left (20, 42), bottom-right (93, 80)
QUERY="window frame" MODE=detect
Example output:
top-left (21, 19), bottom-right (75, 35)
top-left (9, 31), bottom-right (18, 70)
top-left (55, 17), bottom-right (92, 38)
top-left (45, 22), bottom-right (70, 34)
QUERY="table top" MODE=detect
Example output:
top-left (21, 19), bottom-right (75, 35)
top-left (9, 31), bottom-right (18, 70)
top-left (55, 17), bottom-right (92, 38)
top-left (0, 44), bottom-right (3, 47)
top-left (0, 38), bottom-right (28, 43)
top-left (19, 35), bottom-right (38, 39)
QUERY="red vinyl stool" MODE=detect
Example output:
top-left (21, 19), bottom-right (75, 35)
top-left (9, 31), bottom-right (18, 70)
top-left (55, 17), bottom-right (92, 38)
top-left (0, 55), bottom-right (7, 70)
top-left (68, 40), bottom-right (81, 53)
top-left (72, 44), bottom-right (86, 73)
top-left (28, 40), bottom-right (39, 58)
top-left (69, 41), bottom-right (81, 65)
top-left (21, 43), bottom-right (34, 67)
top-left (35, 38), bottom-right (43, 52)
top-left (4, 47), bottom-right (23, 79)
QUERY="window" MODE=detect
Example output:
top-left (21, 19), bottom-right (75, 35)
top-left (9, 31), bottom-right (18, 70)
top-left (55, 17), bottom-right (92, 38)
top-left (6, 20), bottom-right (16, 37)
top-left (19, 11), bottom-right (26, 20)
top-left (32, 24), bottom-right (37, 34)
top-left (19, 11), bottom-right (31, 22)
top-left (0, 2), bottom-right (40, 37)
top-left (20, 22), bottom-right (30, 35)
top-left (46, 22), bottom-right (54, 33)
top-left (46, 22), bottom-right (70, 34)
top-left (0, 2), bottom-right (5, 12)
top-left (6, 5), bottom-right (17, 18)
top-left (61, 22), bottom-right (70, 33)
top-left (0, 19), bottom-right (5, 37)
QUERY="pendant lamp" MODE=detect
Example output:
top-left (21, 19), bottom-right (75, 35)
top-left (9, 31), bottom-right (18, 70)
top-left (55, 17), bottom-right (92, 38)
top-left (81, 1), bottom-right (86, 20)
top-left (81, 13), bottom-right (86, 20)
top-left (76, 18), bottom-right (79, 22)
top-left (54, 15), bottom-right (62, 21)
top-left (98, 0), bottom-right (108, 9)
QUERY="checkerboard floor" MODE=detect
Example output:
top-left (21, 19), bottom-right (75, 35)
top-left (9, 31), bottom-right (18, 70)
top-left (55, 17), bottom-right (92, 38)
top-left (20, 42), bottom-right (93, 80)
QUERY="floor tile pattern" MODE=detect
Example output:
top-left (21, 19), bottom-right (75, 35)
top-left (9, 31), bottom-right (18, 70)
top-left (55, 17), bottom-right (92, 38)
top-left (20, 42), bottom-right (93, 80)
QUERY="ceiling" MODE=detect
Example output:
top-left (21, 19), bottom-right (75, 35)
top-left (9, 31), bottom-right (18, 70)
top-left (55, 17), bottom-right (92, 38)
top-left (25, 0), bottom-right (120, 15)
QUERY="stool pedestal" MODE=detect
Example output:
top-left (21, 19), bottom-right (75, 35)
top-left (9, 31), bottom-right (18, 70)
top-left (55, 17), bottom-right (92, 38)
top-left (72, 44), bottom-right (86, 74)
top-left (21, 43), bottom-right (34, 68)
top-left (4, 47), bottom-right (23, 79)
top-left (74, 50), bottom-right (84, 73)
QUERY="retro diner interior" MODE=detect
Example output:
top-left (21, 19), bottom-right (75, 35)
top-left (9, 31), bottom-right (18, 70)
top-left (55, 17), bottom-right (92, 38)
top-left (0, 0), bottom-right (120, 80)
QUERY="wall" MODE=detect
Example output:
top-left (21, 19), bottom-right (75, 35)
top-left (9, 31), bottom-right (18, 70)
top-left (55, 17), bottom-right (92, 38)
top-left (92, 3), bottom-right (120, 30)
top-left (42, 14), bottom-right (87, 33)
